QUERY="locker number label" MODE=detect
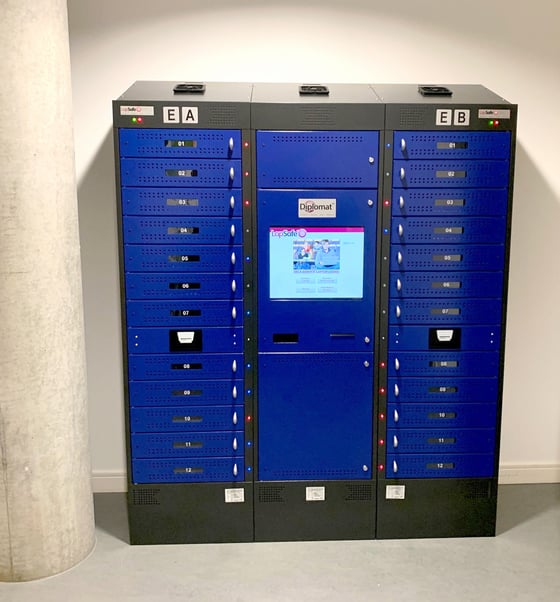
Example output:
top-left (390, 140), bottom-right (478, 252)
top-left (436, 109), bottom-right (470, 126)
top-left (163, 106), bottom-right (199, 124)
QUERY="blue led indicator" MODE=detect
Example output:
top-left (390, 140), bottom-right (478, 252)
top-left (384, 228), bottom-right (389, 234)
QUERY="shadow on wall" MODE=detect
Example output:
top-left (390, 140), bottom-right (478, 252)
top-left (500, 142), bottom-right (560, 464)
top-left (77, 129), bottom-right (127, 470)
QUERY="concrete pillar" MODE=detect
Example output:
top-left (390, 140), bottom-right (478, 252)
top-left (0, 0), bottom-right (95, 581)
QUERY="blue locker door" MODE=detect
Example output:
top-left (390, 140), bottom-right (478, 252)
top-left (258, 353), bottom-right (374, 480)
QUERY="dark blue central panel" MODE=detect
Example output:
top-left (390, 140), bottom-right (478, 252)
top-left (256, 129), bottom-right (379, 482)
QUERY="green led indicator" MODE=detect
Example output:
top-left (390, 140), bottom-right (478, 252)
top-left (488, 120), bottom-right (493, 126)
top-left (132, 117), bottom-right (137, 123)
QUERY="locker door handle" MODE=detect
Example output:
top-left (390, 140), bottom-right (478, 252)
top-left (395, 305), bottom-right (401, 318)
top-left (231, 279), bottom-right (237, 293)
top-left (233, 463), bottom-right (238, 477)
top-left (232, 359), bottom-right (237, 373)
top-left (393, 460), bottom-right (398, 474)
top-left (394, 357), bottom-right (400, 371)
top-left (396, 278), bottom-right (402, 291)
top-left (232, 386), bottom-right (238, 400)
top-left (229, 167), bottom-right (235, 181)
top-left (394, 384), bottom-right (400, 397)
top-left (393, 435), bottom-right (399, 449)
top-left (229, 195), bottom-right (235, 210)
top-left (400, 138), bottom-right (406, 153)
top-left (231, 252), bottom-right (236, 265)
top-left (231, 306), bottom-right (237, 320)
top-left (230, 224), bottom-right (236, 238)
top-left (397, 224), bottom-right (404, 237)
top-left (233, 437), bottom-right (238, 451)
top-left (233, 411), bottom-right (238, 425)
top-left (394, 409), bottom-right (399, 423)
top-left (399, 167), bottom-right (406, 180)
top-left (397, 251), bottom-right (403, 265)
top-left (229, 137), bottom-right (234, 152)
top-left (399, 195), bottom-right (405, 209)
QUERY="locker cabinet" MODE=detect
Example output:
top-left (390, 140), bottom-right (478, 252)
top-left (375, 84), bottom-right (516, 539)
top-left (114, 82), bottom-right (254, 544)
top-left (114, 82), bottom-right (516, 544)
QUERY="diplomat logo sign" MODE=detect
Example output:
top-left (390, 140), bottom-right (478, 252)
top-left (298, 198), bottom-right (337, 218)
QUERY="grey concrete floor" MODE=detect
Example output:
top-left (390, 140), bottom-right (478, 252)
top-left (0, 484), bottom-right (559, 601)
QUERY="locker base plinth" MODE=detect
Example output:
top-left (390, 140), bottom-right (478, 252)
top-left (376, 477), bottom-right (497, 539)
top-left (127, 482), bottom-right (253, 544)
top-left (254, 480), bottom-right (375, 542)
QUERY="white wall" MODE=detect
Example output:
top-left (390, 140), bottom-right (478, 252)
top-left (67, 0), bottom-right (560, 491)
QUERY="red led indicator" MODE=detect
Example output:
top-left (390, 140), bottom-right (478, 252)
top-left (378, 464), bottom-right (385, 471)
top-left (137, 117), bottom-right (143, 123)
top-left (246, 415), bottom-right (252, 422)
top-left (380, 362), bottom-right (386, 368)
top-left (383, 200), bottom-right (390, 207)
top-left (379, 439), bottom-right (385, 446)
top-left (244, 200), bottom-right (250, 206)
top-left (244, 171), bottom-right (250, 177)
top-left (379, 413), bottom-right (385, 421)
top-left (244, 141), bottom-right (250, 148)
top-left (379, 387), bottom-right (386, 394)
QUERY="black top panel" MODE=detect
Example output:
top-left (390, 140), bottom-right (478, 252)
top-left (113, 81), bottom-right (253, 129)
top-left (252, 83), bottom-right (384, 130)
top-left (372, 84), bottom-right (512, 105)
top-left (372, 84), bottom-right (517, 131)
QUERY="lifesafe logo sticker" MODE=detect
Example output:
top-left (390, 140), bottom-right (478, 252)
top-left (119, 105), bottom-right (155, 116)
top-left (298, 198), bottom-right (337, 218)
top-left (163, 106), bottom-right (199, 124)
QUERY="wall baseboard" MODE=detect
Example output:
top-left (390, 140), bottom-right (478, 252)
top-left (92, 465), bottom-right (560, 493)
top-left (498, 463), bottom-right (560, 484)
top-left (92, 471), bottom-right (127, 493)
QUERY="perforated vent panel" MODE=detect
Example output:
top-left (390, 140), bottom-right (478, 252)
top-left (258, 485), bottom-right (286, 503)
top-left (131, 488), bottom-right (161, 505)
top-left (345, 483), bottom-right (373, 501)
top-left (399, 108), bottom-right (429, 128)
top-left (463, 481), bottom-right (492, 499)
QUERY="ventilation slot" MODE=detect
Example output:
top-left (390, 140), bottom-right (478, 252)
top-left (463, 481), bottom-right (492, 500)
top-left (131, 488), bottom-right (161, 505)
top-left (399, 108), bottom-right (429, 128)
top-left (299, 107), bottom-right (337, 128)
top-left (258, 485), bottom-right (286, 503)
top-left (345, 483), bottom-right (373, 501)
top-left (208, 106), bottom-right (240, 127)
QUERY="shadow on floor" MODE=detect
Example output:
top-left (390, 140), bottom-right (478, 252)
top-left (94, 493), bottom-right (130, 543)
top-left (496, 483), bottom-right (560, 535)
